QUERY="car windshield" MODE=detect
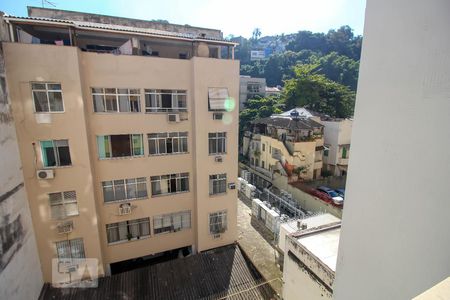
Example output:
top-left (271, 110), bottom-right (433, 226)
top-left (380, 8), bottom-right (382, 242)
top-left (329, 191), bottom-right (339, 197)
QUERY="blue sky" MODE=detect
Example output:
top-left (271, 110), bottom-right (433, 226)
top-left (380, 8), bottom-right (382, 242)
top-left (1, 0), bottom-right (366, 37)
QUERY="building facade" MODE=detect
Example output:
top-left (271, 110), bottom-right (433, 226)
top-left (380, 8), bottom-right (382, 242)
top-left (2, 8), bottom-right (239, 283)
top-left (0, 13), bottom-right (43, 299)
top-left (322, 119), bottom-right (352, 176)
top-left (243, 108), bottom-right (324, 184)
top-left (239, 76), bottom-right (266, 110)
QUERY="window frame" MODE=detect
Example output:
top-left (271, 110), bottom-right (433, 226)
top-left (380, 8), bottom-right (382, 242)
top-left (144, 89), bottom-right (187, 113)
top-left (209, 210), bottom-right (228, 234)
top-left (150, 173), bottom-right (189, 197)
top-left (40, 139), bottom-right (72, 168)
top-left (147, 132), bottom-right (188, 156)
top-left (106, 217), bottom-right (151, 244)
top-left (208, 132), bottom-right (227, 155)
top-left (96, 134), bottom-right (144, 159)
top-left (91, 88), bottom-right (141, 113)
top-left (209, 173), bottom-right (227, 195)
top-left (102, 177), bottom-right (148, 203)
top-left (49, 191), bottom-right (79, 219)
top-left (55, 238), bottom-right (85, 259)
top-left (31, 82), bottom-right (64, 113)
top-left (153, 210), bottom-right (191, 235)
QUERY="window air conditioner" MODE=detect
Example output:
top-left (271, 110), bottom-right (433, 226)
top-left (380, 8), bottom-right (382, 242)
top-left (118, 203), bottom-right (132, 215)
top-left (37, 169), bottom-right (54, 179)
top-left (213, 113), bottom-right (223, 120)
top-left (215, 156), bottom-right (223, 162)
top-left (228, 183), bottom-right (236, 190)
top-left (167, 114), bottom-right (180, 123)
top-left (57, 221), bottom-right (73, 234)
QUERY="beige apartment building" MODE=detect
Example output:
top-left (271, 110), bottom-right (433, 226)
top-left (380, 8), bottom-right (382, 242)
top-left (322, 118), bottom-right (352, 176)
top-left (242, 108), bottom-right (324, 186)
top-left (1, 7), bottom-right (239, 282)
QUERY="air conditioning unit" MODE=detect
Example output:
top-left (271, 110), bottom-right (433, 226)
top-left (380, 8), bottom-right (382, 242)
top-left (57, 221), bottom-right (73, 234)
top-left (215, 156), bottom-right (223, 162)
top-left (213, 113), bottom-right (223, 120)
top-left (167, 114), bottom-right (180, 123)
top-left (228, 183), bottom-right (236, 190)
top-left (213, 234), bottom-right (221, 239)
top-left (37, 169), bottom-right (54, 180)
top-left (118, 203), bottom-right (132, 215)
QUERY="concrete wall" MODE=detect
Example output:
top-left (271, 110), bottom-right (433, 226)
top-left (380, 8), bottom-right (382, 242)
top-left (27, 7), bottom-right (223, 39)
top-left (322, 119), bottom-right (352, 176)
top-left (0, 14), bottom-right (43, 299)
top-left (333, 1), bottom-right (450, 299)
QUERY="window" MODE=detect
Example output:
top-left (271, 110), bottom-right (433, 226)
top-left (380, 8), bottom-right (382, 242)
top-left (209, 211), bottom-right (227, 234)
top-left (97, 134), bottom-right (143, 159)
top-left (106, 218), bottom-right (150, 244)
top-left (144, 89), bottom-right (187, 112)
top-left (92, 88), bottom-right (140, 113)
top-left (262, 161), bottom-right (265, 169)
top-left (49, 191), bottom-right (78, 219)
top-left (32, 82), bottom-right (63, 113)
top-left (342, 147), bottom-right (348, 159)
top-left (324, 147), bottom-right (329, 157)
top-left (153, 211), bottom-right (191, 234)
top-left (56, 238), bottom-right (85, 259)
top-left (148, 132), bottom-right (188, 155)
top-left (208, 132), bottom-right (227, 154)
top-left (208, 87), bottom-right (229, 111)
top-left (255, 158), bottom-right (259, 167)
top-left (262, 144), bottom-right (265, 152)
top-left (102, 177), bottom-right (147, 203)
top-left (209, 174), bottom-right (227, 195)
top-left (151, 173), bottom-right (189, 196)
top-left (247, 83), bottom-right (261, 93)
top-left (40, 140), bottom-right (72, 167)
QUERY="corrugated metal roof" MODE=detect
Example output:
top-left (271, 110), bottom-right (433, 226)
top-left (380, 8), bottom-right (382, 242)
top-left (4, 15), bottom-right (237, 45)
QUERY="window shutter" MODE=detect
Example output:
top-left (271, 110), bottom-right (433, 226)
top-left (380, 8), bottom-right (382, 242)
top-left (208, 88), bottom-right (229, 111)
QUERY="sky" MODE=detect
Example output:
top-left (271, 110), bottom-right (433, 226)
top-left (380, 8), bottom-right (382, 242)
top-left (1, 0), bottom-right (366, 38)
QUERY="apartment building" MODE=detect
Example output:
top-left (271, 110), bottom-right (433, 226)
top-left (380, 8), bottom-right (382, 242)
top-left (322, 118), bottom-right (352, 176)
top-left (1, 7), bottom-right (239, 283)
top-left (239, 76), bottom-right (266, 110)
top-left (243, 108), bottom-right (324, 186)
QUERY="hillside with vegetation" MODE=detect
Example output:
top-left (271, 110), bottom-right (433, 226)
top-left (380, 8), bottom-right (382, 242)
top-left (231, 26), bottom-right (362, 136)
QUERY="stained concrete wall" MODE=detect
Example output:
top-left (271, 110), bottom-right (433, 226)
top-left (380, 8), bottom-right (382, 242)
top-left (0, 13), bottom-right (43, 300)
top-left (27, 7), bottom-right (223, 39)
top-left (333, 1), bottom-right (450, 299)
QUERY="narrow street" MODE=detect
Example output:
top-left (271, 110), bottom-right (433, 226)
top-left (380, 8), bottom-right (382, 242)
top-left (236, 195), bottom-right (284, 296)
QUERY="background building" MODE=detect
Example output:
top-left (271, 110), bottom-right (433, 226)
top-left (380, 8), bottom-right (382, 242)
top-left (322, 118), bottom-right (352, 176)
top-left (0, 12), bottom-right (43, 299)
top-left (334, 0), bottom-right (450, 299)
top-left (239, 76), bottom-right (266, 110)
top-left (2, 7), bottom-right (239, 283)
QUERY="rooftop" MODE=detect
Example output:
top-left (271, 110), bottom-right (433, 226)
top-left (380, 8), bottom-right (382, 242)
top-left (39, 245), bottom-right (275, 300)
top-left (251, 115), bottom-right (323, 130)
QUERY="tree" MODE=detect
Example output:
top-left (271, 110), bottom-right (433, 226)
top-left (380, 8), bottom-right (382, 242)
top-left (312, 52), bottom-right (360, 90)
top-left (283, 64), bottom-right (355, 118)
top-left (252, 28), bottom-right (262, 41)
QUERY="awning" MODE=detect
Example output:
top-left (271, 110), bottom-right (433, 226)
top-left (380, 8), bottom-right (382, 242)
top-left (208, 88), bottom-right (229, 111)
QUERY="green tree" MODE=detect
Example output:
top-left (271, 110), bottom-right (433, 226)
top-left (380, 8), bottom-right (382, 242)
top-left (313, 52), bottom-right (360, 90)
top-left (283, 64), bottom-right (355, 118)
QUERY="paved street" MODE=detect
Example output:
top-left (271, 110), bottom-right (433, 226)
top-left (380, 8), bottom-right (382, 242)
top-left (236, 195), bottom-right (283, 296)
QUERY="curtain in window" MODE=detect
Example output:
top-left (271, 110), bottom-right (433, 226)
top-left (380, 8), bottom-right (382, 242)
top-left (139, 219), bottom-right (150, 236)
top-left (107, 224), bottom-right (119, 243)
top-left (132, 134), bottom-right (143, 156)
top-left (97, 136), bottom-right (110, 159)
top-left (41, 140), bottom-right (55, 167)
top-left (208, 88), bottom-right (229, 111)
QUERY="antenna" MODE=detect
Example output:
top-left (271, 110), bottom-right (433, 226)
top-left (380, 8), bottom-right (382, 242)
top-left (42, 0), bottom-right (56, 8)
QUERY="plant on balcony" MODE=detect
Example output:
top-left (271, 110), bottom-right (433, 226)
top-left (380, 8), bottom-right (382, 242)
top-left (293, 166), bottom-right (308, 175)
top-left (126, 233), bottom-right (133, 241)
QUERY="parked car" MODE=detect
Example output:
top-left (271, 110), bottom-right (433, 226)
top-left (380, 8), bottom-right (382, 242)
top-left (335, 189), bottom-right (345, 198)
top-left (317, 186), bottom-right (344, 205)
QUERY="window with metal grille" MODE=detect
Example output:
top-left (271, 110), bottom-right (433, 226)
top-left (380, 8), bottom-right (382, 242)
top-left (56, 238), bottom-right (85, 259)
top-left (209, 211), bottom-right (227, 234)
top-left (40, 139), bottom-right (72, 167)
top-left (96, 134), bottom-right (143, 159)
top-left (209, 174), bottom-right (227, 195)
top-left (106, 218), bottom-right (150, 243)
top-left (150, 173), bottom-right (189, 196)
top-left (153, 211), bottom-right (191, 234)
top-left (31, 82), bottom-right (64, 112)
top-left (148, 132), bottom-right (188, 155)
top-left (49, 191), bottom-right (78, 219)
top-left (102, 177), bottom-right (147, 203)
top-left (92, 88), bottom-right (140, 113)
top-left (144, 89), bottom-right (187, 112)
top-left (208, 132), bottom-right (227, 154)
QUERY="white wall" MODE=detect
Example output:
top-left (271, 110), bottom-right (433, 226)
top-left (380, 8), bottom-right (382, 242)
top-left (334, 1), bottom-right (450, 299)
top-left (0, 38), bottom-right (43, 299)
